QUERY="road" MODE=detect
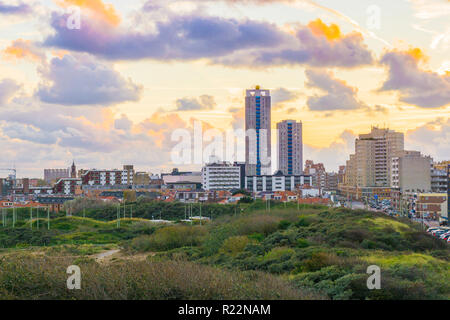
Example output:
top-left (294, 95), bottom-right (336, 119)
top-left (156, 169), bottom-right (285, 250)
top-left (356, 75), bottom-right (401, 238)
top-left (94, 249), bottom-right (120, 261)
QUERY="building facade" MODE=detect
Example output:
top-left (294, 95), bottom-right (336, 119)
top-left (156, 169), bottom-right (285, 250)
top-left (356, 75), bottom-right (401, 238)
top-left (44, 168), bottom-right (69, 184)
top-left (391, 150), bottom-right (432, 192)
top-left (245, 86), bottom-right (271, 176)
top-left (447, 164), bottom-right (450, 224)
top-left (277, 120), bottom-right (303, 176)
top-left (245, 171), bottom-right (312, 192)
top-left (431, 166), bottom-right (448, 193)
top-left (53, 178), bottom-right (82, 195)
top-left (304, 160), bottom-right (326, 189)
top-left (416, 193), bottom-right (448, 221)
top-left (342, 127), bottom-right (404, 190)
top-left (355, 127), bottom-right (404, 187)
top-left (202, 161), bottom-right (241, 191)
top-left (81, 165), bottom-right (135, 186)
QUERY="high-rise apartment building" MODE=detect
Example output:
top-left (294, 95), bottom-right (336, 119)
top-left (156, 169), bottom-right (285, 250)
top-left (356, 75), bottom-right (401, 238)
top-left (277, 120), bottom-right (303, 176)
top-left (245, 86), bottom-right (271, 176)
top-left (354, 127), bottom-right (404, 187)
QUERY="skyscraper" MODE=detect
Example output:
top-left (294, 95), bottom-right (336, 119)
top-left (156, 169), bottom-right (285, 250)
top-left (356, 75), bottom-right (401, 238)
top-left (277, 120), bottom-right (303, 176)
top-left (245, 86), bottom-right (272, 176)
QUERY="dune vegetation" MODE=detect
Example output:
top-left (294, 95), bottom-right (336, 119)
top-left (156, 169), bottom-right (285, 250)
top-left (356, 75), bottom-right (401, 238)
top-left (0, 202), bottom-right (448, 300)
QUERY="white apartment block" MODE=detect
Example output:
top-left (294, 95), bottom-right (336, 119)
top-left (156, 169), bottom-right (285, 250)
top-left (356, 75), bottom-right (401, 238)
top-left (245, 172), bottom-right (312, 192)
top-left (202, 162), bottom-right (241, 191)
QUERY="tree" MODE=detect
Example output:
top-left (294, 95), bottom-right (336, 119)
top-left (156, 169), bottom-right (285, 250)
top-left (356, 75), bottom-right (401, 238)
top-left (232, 189), bottom-right (251, 196)
top-left (124, 190), bottom-right (137, 203)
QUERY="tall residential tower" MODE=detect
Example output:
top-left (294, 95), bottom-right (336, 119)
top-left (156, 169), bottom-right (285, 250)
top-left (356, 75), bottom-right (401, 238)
top-left (344, 127), bottom-right (404, 188)
top-left (245, 86), bottom-right (272, 176)
top-left (277, 120), bottom-right (303, 176)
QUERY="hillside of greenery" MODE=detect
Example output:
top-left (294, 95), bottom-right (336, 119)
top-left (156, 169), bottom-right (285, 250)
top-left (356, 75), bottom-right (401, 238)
top-left (0, 203), bottom-right (448, 300)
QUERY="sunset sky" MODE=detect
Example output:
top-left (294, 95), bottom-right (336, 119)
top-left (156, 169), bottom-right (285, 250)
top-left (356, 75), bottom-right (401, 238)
top-left (0, 0), bottom-right (449, 177)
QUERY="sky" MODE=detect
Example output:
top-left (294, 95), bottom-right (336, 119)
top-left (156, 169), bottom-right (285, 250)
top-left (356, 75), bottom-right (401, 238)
top-left (0, 0), bottom-right (449, 178)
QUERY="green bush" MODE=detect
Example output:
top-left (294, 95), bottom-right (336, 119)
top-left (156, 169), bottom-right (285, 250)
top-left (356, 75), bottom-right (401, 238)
top-left (296, 238), bottom-right (310, 248)
top-left (142, 225), bottom-right (207, 252)
top-left (278, 220), bottom-right (292, 230)
top-left (220, 236), bottom-right (250, 257)
top-left (301, 252), bottom-right (342, 272)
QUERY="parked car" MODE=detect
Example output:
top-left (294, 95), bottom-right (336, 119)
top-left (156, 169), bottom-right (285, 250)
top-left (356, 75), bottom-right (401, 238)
top-left (434, 230), bottom-right (447, 237)
top-left (439, 232), bottom-right (450, 239)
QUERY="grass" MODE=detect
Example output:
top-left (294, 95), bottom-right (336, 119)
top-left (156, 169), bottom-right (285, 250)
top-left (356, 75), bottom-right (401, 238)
top-left (362, 252), bottom-right (447, 269)
top-left (0, 253), bottom-right (323, 300)
top-left (0, 204), bottom-right (448, 300)
top-left (360, 217), bottom-right (412, 234)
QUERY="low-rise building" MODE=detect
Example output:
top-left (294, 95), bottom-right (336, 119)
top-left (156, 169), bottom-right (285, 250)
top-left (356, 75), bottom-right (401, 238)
top-left (37, 196), bottom-right (74, 213)
top-left (81, 165), bottom-right (135, 186)
top-left (245, 171), bottom-right (311, 192)
top-left (162, 169), bottom-right (202, 186)
top-left (304, 160), bottom-right (326, 189)
top-left (416, 193), bottom-right (448, 222)
top-left (53, 178), bottom-right (82, 195)
top-left (339, 185), bottom-right (392, 201)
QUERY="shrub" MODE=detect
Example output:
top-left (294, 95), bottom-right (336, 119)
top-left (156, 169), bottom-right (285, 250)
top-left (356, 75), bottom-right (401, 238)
top-left (139, 225), bottom-right (207, 252)
top-left (264, 247), bottom-right (295, 262)
top-left (301, 252), bottom-right (342, 272)
top-left (296, 216), bottom-right (312, 227)
top-left (232, 215), bottom-right (281, 236)
top-left (0, 254), bottom-right (324, 300)
top-left (130, 235), bottom-right (154, 252)
top-left (220, 236), bottom-right (250, 257)
top-left (248, 233), bottom-right (264, 242)
top-left (278, 220), bottom-right (292, 230)
top-left (296, 238), bottom-right (309, 248)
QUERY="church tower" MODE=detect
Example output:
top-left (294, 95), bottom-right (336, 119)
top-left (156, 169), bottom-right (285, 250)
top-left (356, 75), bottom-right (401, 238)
top-left (71, 161), bottom-right (77, 178)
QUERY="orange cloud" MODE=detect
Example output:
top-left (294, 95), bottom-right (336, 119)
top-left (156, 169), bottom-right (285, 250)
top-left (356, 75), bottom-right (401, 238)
top-left (307, 19), bottom-right (342, 41)
top-left (4, 39), bottom-right (43, 62)
top-left (51, 50), bottom-right (70, 59)
top-left (406, 47), bottom-right (428, 63)
top-left (56, 0), bottom-right (121, 26)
